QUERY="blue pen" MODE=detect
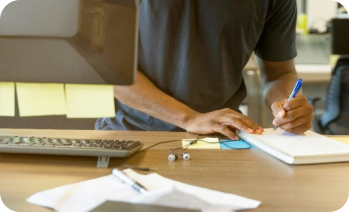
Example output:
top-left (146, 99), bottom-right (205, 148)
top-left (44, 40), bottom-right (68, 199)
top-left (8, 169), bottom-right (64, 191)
top-left (273, 78), bottom-right (303, 130)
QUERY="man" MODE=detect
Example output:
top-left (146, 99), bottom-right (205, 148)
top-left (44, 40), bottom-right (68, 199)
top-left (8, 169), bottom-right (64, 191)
top-left (96, 0), bottom-right (314, 140)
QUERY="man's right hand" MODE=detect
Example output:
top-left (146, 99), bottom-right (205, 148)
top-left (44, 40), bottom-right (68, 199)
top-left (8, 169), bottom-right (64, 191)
top-left (184, 108), bottom-right (263, 140)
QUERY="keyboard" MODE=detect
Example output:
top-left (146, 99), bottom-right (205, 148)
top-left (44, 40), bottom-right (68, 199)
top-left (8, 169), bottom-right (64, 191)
top-left (0, 135), bottom-right (143, 158)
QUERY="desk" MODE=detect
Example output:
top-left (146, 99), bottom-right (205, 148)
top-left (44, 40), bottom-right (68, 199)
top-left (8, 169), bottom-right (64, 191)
top-left (1, 129), bottom-right (349, 212)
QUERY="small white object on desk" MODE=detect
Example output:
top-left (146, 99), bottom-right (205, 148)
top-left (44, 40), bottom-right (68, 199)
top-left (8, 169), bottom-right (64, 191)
top-left (111, 168), bottom-right (148, 194)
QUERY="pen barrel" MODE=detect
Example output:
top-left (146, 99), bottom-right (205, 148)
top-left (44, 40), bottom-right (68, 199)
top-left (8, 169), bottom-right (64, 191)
top-left (288, 79), bottom-right (302, 100)
top-left (112, 169), bottom-right (134, 184)
top-left (132, 182), bottom-right (148, 194)
top-left (274, 78), bottom-right (302, 130)
top-left (112, 168), bottom-right (147, 193)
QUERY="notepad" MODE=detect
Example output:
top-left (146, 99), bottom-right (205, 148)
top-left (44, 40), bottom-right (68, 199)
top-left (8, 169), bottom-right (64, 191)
top-left (237, 128), bottom-right (349, 165)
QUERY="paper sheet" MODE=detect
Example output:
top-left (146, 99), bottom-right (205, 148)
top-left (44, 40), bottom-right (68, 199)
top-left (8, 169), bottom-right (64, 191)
top-left (65, 84), bottom-right (115, 118)
top-left (27, 169), bottom-right (261, 212)
top-left (0, 82), bottom-right (15, 116)
top-left (182, 138), bottom-right (221, 149)
top-left (16, 82), bottom-right (66, 116)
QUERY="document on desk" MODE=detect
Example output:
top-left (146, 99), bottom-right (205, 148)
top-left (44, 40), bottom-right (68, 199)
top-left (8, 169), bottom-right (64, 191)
top-left (27, 169), bottom-right (261, 212)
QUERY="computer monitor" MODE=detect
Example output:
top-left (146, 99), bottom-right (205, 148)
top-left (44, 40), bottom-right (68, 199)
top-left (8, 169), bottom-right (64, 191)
top-left (331, 18), bottom-right (349, 55)
top-left (0, 0), bottom-right (138, 85)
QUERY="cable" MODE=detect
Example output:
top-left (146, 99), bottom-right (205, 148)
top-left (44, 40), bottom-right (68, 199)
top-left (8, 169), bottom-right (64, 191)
top-left (137, 134), bottom-right (201, 153)
top-left (122, 137), bottom-right (199, 171)
top-left (137, 139), bottom-right (183, 153)
top-left (121, 164), bottom-right (158, 171)
top-left (122, 135), bottom-right (250, 171)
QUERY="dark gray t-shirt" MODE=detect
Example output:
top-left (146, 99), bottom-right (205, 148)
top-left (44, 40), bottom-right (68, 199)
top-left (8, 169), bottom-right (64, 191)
top-left (95, 0), bottom-right (297, 131)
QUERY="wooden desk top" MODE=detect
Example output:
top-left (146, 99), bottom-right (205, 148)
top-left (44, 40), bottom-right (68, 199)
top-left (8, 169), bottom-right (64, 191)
top-left (1, 129), bottom-right (349, 212)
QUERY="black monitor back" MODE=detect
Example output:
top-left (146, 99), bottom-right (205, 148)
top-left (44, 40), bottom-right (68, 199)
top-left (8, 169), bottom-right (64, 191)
top-left (331, 18), bottom-right (349, 55)
top-left (0, 0), bottom-right (139, 85)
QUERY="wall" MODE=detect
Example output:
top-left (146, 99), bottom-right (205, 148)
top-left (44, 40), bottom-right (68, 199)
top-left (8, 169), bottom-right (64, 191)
top-left (306, 0), bottom-right (337, 33)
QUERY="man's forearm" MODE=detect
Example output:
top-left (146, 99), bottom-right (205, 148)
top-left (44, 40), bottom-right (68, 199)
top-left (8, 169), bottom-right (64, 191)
top-left (113, 71), bottom-right (200, 129)
top-left (257, 58), bottom-right (300, 108)
top-left (114, 72), bottom-right (263, 139)
top-left (258, 58), bottom-right (313, 133)
top-left (262, 72), bottom-right (300, 108)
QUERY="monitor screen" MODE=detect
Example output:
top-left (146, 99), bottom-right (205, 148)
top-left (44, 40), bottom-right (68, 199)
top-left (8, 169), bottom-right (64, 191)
top-left (0, 0), bottom-right (138, 85)
top-left (331, 18), bottom-right (349, 55)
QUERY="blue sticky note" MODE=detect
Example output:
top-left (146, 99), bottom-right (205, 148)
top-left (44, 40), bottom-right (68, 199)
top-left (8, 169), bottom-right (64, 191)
top-left (219, 140), bottom-right (257, 149)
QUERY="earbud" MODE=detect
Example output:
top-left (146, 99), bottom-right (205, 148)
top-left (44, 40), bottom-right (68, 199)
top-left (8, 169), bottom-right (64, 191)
top-left (168, 153), bottom-right (178, 161)
top-left (182, 152), bottom-right (190, 160)
top-left (168, 152), bottom-right (190, 161)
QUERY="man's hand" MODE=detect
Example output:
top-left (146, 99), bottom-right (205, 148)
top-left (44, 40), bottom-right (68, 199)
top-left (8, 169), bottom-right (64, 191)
top-left (184, 108), bottom-right (263, 140)
top-left (257, 58), bottom-right (314, 134)
top-left (114, 72), bottom-right (263, 140)
top-left (271, 95), bottom-right (313, 134)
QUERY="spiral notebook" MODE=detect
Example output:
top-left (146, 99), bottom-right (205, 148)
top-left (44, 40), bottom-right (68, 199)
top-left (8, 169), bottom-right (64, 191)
top-left (237, 128), bottom-right (349, 164)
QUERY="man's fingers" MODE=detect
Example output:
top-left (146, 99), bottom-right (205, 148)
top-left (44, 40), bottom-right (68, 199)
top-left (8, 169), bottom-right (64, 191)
top-left (271, 101), bottom-right (286, 119)
top-left (184, 108), bottom-right (263, 138)
top-left (273, 108), bottom-right (299, 126)
top-left (282, 95), bottom-right (309, 111)
top-left (273, 106), bottom-right (313, 134)
top-left (212, 124), bottom-right (239, 140)
top-left (219, 114), bottom-right (262, 134)
top-left (278, 119), bottom-right (311, 134)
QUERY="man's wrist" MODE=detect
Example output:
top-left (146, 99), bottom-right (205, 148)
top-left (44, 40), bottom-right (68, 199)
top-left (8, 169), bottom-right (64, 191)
top-left (178, 110), bottom-right (201, 130)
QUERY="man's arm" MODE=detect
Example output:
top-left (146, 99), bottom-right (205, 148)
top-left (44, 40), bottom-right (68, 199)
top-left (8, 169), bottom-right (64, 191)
top-left (257, 57), bottom-right (313, 134)
top-left (113, 71), bottom-right (263, 139)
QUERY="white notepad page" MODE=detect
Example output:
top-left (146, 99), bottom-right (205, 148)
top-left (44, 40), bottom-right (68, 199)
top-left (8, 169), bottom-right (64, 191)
top-left (252, 129), bottom-right (349, 157)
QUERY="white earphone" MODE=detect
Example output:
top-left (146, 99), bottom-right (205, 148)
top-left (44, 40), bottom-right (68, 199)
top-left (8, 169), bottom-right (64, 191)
top-left (167, 138), bottom-right (196, 161)
top-left (168, 152), bottom-right (190, 161)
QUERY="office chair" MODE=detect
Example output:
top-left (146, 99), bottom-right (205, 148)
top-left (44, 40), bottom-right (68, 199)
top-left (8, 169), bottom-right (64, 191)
top-left (310, 57), bottom-right (349, 135)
